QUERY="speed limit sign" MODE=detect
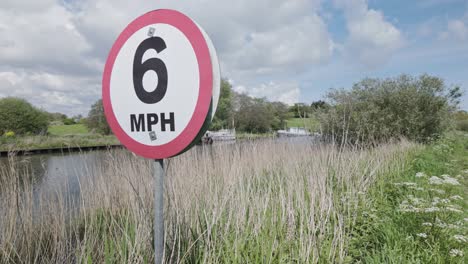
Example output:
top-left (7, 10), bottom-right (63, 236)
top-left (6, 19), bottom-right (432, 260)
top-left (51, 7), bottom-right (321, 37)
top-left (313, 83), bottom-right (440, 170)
top-left (102, 9), bottom-right (220, 159)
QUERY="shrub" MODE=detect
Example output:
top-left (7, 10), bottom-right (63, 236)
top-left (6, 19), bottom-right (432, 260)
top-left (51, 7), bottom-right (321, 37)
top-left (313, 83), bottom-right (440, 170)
top-left (317, 75), bottom-right (462, 144)
top-left (0, 97), bottom-right (48, 135)
top-left (86, 99), bottom-right (111, 135)
top-left (456, 120), bottom-right (468, 132)
top-left (4, 131), bottom-right (15, 137)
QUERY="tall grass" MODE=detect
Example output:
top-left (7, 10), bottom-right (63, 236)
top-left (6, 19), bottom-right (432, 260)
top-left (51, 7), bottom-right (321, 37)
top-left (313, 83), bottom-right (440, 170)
top-left (0, 139), bottom-right (414, 263)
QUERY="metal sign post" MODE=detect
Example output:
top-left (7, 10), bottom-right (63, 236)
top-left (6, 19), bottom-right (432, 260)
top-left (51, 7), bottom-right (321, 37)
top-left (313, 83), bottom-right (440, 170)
top-left (153, 159), bottom-right (164, 263)
top-left (102, 9), bottom-right (220, 264)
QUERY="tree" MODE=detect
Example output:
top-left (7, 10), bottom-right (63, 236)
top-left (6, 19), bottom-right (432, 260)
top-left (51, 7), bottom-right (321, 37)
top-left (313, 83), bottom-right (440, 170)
top-left (289, 103), bottom-right (310, 118)
top-left (269, 102), bottom-right (291, 130)
top-left (86, 99), bottom-right (111, 135)
top-left (234, 95), bottom-right (275, 133)
top-left (210, 79), bottom-right (234, 130)
top-left (0, 97), bottom-right (48, 135)
top-left (317, 74), bottom-right (462, 144)
top-left (310, 100), bottom-right (329, 111)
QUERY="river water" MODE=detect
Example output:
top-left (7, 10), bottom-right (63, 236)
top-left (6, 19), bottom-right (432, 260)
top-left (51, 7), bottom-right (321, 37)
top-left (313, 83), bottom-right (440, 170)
top-left (0, 137), bottom-right (318, 207)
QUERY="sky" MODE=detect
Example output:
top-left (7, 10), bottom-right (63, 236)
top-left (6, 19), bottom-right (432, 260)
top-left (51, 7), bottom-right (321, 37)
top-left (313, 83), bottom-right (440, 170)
top-left (0, 0), bottom-right (467, 116)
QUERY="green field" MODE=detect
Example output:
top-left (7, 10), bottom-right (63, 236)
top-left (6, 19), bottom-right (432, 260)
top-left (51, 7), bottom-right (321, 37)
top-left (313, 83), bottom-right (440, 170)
top-left (286, 117), bottom-right (320, 131)
top-left (48, 124), bottom-right (89, 136)
top-left (1, 124), bottom-right (119, 151)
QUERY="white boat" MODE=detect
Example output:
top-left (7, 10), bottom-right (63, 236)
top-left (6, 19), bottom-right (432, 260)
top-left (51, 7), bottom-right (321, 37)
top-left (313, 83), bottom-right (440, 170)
top-left (277, 127), bottom-right (311, 137)
top-left (203, 129), bottom-right (236, 143)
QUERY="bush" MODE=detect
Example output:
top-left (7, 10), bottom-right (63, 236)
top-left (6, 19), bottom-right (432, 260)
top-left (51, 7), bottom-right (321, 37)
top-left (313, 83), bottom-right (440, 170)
top-left (86, 99), bottom-right (111, 135)
top-left (4, 131), bottom-right (15, 137)
top-left (317, 75), bottom-right (462, 144)
top-left (0, 97), bottom-right (48, 135)
top-left (456, 120), bottom-right (468, 132)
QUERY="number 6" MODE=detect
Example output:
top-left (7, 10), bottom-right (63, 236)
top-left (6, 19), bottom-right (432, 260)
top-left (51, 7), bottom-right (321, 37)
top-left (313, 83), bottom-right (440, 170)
top-left (133, 37), bottom-right (168, 104)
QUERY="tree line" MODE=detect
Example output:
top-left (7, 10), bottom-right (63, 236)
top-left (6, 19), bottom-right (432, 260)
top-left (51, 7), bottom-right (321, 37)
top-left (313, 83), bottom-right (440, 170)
top-left (1, 74), bottom-right (465, 144)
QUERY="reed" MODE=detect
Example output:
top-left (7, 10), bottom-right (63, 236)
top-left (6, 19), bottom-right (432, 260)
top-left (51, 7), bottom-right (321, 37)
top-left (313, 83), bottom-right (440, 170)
top-left (0, 139), bottom-right (414, 263)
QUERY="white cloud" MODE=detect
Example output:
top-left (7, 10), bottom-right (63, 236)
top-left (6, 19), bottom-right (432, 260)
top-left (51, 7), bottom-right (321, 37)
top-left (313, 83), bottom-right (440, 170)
top-left (239, 82), bottom-right (300, 106)
top-left (440, 11), bottom-right (468, 41)
top-left (335, 0), bottom-right (404, 67)
top-left (0, 3), bottom-right (99, 75)
top-left (0, 0), bottom-right (335, 115)
top-left (0, 71), bottom-right (99, 115)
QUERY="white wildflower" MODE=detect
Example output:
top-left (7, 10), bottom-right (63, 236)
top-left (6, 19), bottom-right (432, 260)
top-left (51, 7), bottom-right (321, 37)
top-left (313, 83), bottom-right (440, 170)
top-left (409, 196), bottom-right (425, 205)
top-left (422, 222), bottom-right (433, 227)
top-left (441, 198), bottom-right (450, 204)
top-left (449, 249), bottom-right (463, 257)
top-left (429, 176), bottom-right (444, 185)
top-left (447, 223), bottom-right (461, 229)
top-left (424, 207), bottom-right (440, 213)
top-left (435, 218), bottom-right (446, 228)
top-left (394, 182), bottom-right (417, 187)
top-left (442, 175), bottom-right (460, 185)
top-left (416, 233), bottom-right (427, 238)
top-left (462, 169), bottom-right (468, 174)
top-left (453, 235), bottom-right (468, 243)
top-left (446, 207), bottom-right (463, 213)
top-left (415, 172), bottom-right (426, 178)
top-left (399, 202), bottom-right (420, 213)
top-left (429, 188), bottom-right (445, 194)
top-left (450, 195), bottom-right (463, 201)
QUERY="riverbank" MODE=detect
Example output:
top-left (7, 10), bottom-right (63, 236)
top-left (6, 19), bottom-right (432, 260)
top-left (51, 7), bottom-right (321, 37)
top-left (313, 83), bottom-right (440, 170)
top-left (0, 134), bottom-right (120, 153)
top-left (1, 136), bottom-right (415, 263)
top-left (3, 132), bottom-right (464, 262)
top-left (349, 131), bottom-right (467, 263)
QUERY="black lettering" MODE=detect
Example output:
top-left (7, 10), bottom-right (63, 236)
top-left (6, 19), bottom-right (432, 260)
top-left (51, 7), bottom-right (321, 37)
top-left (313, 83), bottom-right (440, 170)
top-left (147, 113), bottom-right (159, 132)
top-left (160, 112), bottom-right (175, 132)
top-left (133, 37), bottom-right (168, 104)
top-left (130, 114), bottom-right (145, 132)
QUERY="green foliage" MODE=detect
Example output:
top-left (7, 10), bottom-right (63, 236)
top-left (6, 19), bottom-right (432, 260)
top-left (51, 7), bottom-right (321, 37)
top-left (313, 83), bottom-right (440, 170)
top-left (0, 97), bottom-right (48, 135)
top-left (211, 79), bottom-right (234, 130)
top-left (63, 118), bottom-right (76, 125)
top-left (349, 132), bottom-right (468, 263)
top-left (86, 99), bottom-right (111, 135)
top-left (454, 111), bottom-right (468, 132)
top-left (48, 124), bottom-right (89, 136)
top-left (310, 100), bottom-right (329, 111)
top-left (3, 131), bottom-right (15, 137)
top-left (289, 103), bottom-right (311, 118)
top-left (286, 117), bottom-right (319, 131)
top-left (234, 95), bottom-right (276, 133)
top-left (211, 79), bottom-right (292, 133)
top-left (318, 74), bottom-right (462, 144)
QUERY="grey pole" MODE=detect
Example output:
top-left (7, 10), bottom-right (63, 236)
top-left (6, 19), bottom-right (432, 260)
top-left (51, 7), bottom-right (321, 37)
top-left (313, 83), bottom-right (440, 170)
top-left (154, 159), bottom-right (164, 264)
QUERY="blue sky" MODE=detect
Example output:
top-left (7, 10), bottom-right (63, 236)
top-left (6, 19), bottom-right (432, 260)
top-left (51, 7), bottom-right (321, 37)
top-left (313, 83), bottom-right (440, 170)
top-left (0, 0), bottom-right (467, 115)
top-left (301, 0), bottom-right (468, 109)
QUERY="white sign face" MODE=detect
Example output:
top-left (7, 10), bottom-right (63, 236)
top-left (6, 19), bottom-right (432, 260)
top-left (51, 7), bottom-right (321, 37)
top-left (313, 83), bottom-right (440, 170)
top-left (110, 24), bottom-right (199, 146)
top-left (103, 9), bottom-right (216, 159)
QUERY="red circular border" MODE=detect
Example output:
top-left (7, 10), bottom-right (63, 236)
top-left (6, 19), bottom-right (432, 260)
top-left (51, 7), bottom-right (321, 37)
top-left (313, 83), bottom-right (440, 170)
top-left (102, 9), bottom-right (213, 159)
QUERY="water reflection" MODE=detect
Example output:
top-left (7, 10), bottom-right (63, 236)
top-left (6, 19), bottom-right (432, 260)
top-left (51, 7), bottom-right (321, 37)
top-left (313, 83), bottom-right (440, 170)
top-left (0, 136), bottom-right (317, 205)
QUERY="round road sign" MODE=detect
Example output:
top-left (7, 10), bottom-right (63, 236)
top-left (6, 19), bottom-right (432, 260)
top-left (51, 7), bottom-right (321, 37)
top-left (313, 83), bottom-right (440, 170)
top-left (103, 9), bottom-right (218, 159)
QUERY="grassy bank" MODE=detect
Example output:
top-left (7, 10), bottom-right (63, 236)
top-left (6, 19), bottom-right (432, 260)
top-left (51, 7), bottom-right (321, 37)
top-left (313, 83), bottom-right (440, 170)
top-left (0, 138), bottom-right (414, 263)
top-left (48, 124), bottom-right (89, 136)
top-left (349, 132), bottom-right (467, 263)
top-left (0, 134), bottom-right (119, 152)
top-left (1, 124), bottom-right (119, 152)
top-left (286, 117), bottom-right (319, 132)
